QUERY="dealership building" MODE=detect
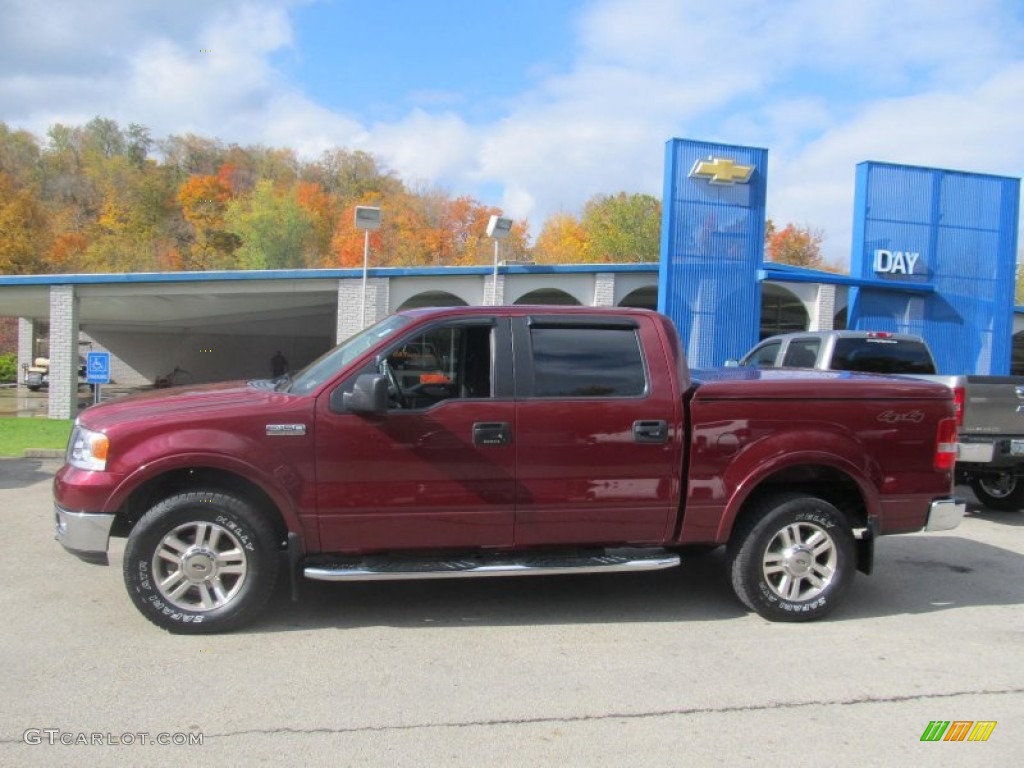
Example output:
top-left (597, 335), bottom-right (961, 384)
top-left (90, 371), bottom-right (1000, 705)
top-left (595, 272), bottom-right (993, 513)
top-left (1, 138), bottom-right (1021, 419)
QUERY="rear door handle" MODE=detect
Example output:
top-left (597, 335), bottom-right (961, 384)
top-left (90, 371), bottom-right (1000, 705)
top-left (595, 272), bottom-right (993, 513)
top-left (473, 422), bottom-right (511, 446)
top-left (633, 419), bottom-right (669, 444)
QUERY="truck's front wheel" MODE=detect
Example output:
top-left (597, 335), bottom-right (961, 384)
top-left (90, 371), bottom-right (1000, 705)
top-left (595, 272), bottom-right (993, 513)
top-left (969, 474), bottom-right (1024, 511)
top-left (123, 491), bottom-right (279, 634)
top-left (728, 493), bottom-right (855, 622)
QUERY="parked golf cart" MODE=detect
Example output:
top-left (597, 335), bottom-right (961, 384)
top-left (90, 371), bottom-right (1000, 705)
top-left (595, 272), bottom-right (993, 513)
top-left (25, 356), bottom-right (89, 391)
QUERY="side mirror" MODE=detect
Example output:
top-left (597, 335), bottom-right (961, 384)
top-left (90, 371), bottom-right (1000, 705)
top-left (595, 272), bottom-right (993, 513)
top-left (342, 374), bottom-right (389, 415)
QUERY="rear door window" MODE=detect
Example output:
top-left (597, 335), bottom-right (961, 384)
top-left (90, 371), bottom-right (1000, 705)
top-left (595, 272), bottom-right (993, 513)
top-left (529, 326), bottom-right (647, 397)
top-left (782, 339), bottom-right (820, 368)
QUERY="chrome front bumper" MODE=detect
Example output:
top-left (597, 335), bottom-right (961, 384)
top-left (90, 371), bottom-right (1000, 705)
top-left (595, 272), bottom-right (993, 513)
top-left (924, 497), bottom-right (965, 533)
top-left (54, 504), bottom-right (115, 565)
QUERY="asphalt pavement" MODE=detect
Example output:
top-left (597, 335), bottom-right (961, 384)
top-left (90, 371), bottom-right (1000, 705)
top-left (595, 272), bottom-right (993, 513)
top-left (0, 457), bottom-right (1021, 766)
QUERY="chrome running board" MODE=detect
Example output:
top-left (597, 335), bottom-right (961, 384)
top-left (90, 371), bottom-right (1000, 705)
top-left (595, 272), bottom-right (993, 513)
top-left (303, 548), bottom-right (680, 582)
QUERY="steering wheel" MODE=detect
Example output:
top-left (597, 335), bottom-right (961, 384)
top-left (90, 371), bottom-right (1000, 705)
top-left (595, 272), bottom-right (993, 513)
top-left (383, 361), bottom-right (404, 408)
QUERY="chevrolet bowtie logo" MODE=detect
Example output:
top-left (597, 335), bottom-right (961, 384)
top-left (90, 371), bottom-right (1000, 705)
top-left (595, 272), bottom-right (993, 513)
top-left (689, 157), bottom-right (754, 185)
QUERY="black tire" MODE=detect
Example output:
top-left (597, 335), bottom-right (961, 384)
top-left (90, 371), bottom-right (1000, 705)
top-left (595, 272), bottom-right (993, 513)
top-left (969, 474), bottom-right (1024, 512)
top-left (123, 491), bottom-right (279, 634)
top-left (727, 492), bottom-right (855, 622)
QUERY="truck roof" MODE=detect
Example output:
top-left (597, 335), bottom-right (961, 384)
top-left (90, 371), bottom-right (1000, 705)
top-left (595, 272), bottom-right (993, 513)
top-left (755, 330), bottom-right (928, 343)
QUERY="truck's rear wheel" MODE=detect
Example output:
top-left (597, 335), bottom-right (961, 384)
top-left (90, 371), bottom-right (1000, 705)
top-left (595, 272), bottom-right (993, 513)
top-left (969, 474), bottom-right (1024, 511)
top-left (123, 491), bottom-right (279, 634)
top-left (728, 492), bottom-right (855, 622)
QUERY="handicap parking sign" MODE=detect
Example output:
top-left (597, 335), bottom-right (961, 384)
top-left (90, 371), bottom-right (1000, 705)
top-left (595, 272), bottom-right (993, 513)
top-left (86, 351), bottom-right (111, 384)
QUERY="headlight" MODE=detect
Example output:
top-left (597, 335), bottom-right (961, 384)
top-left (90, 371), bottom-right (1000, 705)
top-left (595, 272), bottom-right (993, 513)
top-left (67, 425), bottom-right (109, 471)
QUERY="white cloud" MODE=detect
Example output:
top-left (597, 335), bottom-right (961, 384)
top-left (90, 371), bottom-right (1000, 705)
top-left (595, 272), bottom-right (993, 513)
top-left (364, 110), bottom-right (479, 187)
top-left (767, 62), bottom-right (1024, 263)
top-left (2, 0), bottom-right (1022, 263)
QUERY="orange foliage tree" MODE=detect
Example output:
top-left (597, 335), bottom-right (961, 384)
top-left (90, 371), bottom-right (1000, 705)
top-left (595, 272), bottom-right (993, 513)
top-left (534, 213), bottom-right (591, 263)
top-left (176, 173), bottom-right (238, 269)
top-left (765, 220), bottom-right (826, 269)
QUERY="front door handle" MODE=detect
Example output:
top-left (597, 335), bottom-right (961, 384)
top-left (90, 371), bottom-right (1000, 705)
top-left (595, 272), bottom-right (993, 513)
top-left (473, 422), bottom-right (511, 446)
top-left (633, 419), bottom-right (669, 444)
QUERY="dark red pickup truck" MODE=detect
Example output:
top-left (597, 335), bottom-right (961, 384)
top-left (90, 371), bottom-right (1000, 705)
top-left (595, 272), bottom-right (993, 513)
top-left (55, 306), bottom-right (963, 633)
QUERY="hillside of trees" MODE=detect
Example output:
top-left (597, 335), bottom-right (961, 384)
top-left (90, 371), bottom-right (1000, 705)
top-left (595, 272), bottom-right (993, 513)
top-left (0, 118), bottom-right (664, 275)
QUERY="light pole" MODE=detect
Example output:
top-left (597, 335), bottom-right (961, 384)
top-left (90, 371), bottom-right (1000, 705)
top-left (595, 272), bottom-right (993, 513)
top-left (486, 215), bottom-right (513, 305)
top-left (354, 205), bottom-right (382, 327)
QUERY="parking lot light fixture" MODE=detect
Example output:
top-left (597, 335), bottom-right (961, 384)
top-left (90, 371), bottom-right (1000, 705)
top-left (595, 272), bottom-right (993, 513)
top-left (486, 215), bottom-right (513, 305)
top-left (354, 206), bottom-right (382, 326)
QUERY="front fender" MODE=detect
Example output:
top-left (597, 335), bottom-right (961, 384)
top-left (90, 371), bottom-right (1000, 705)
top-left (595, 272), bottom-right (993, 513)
top-left (105, 428), bottom-right (309, 536)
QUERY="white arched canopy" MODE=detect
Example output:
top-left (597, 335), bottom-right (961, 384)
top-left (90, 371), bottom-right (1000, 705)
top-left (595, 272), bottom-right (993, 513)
top-left (618, 286), bottom-right (658, 310)
top-left (395, 291), bottom-right (469, 311)
top-left (513, 288), bottom-right (581, 306)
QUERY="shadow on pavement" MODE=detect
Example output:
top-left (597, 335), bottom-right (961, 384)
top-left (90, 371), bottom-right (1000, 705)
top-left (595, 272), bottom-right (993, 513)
top-left (247, 531), bottom-right (1024, 634)
top-left (0, 458), bottom-right (61, 490)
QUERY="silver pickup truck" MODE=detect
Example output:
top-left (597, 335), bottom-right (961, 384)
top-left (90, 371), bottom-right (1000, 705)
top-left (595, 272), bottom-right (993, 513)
top-left (731, 330), bottom-right (1024, 511)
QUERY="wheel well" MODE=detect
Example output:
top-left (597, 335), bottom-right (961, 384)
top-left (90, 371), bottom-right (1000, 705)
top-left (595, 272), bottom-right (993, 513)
top-left (111, 467), bottom-right (288, 544)
top-left (736, 464), bottom-right (868, 532)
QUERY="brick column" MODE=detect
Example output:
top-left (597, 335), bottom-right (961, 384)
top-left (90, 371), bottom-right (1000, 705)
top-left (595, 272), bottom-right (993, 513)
top-left (593, 273), bottom-right (616, 307)
top-left (810, 284), bottom-right (836, 332)
top-left (17, 318), bottom-right (35, 388)
top-left (483, 274), bottom-right (505, 306)
top-left (336, 277), bottom-right (391, 343)
top-left (48, 285), bottom-right (79, 419)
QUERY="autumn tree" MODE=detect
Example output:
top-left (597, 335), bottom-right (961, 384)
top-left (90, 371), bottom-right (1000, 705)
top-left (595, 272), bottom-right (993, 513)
top-left (534, 213), bottom-right (591, 263)
top-left (307, 148), bottom-right (402, 200)
top-left (580, 192), bottom-right (661, 262)
top-left (295, 181), bottom-right (338, 262)
top-left (177, 174), bottom-right (238, 269)
top-left (159, 133), bottom-right (225, 177)
top-left (0, 172), bottom-right (49, 274)
top-left (0, 123), bottom-right (42, 187)
top-left (765, 220), bottom-right (826, 268)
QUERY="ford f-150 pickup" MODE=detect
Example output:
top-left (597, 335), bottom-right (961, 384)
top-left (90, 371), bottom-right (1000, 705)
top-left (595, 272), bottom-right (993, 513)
top-left (55, 307), bottom-right (963, 633)
top-left (733, 330), bottom-right (1024, 511)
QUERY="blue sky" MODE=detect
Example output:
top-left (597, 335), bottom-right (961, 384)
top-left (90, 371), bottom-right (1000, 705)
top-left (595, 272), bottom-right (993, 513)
top-left (275, 0), bottom-right (584, 122)
top-left (2, 0), bottom-right (1023, 265)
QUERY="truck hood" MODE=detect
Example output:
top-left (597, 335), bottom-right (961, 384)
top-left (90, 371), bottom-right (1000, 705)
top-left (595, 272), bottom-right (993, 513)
top-left (79, 380), bottom-right (299, 431)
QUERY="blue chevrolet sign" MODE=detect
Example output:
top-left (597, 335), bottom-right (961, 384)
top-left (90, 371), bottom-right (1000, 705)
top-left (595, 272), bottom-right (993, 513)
top-left (86, 352), bottom-right (110, 385)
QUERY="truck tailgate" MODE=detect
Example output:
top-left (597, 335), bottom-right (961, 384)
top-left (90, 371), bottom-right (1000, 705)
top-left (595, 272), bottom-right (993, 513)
top-left (962, 375), bottom-right (1024, 436)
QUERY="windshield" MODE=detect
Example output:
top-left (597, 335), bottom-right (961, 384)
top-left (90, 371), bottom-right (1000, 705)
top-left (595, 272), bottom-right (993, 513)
top-left (286, 315), bottom-right (411, 395)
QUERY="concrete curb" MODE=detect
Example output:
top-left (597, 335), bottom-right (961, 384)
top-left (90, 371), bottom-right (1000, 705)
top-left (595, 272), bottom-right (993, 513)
top-left (22, 449), bottom-right (65, 459)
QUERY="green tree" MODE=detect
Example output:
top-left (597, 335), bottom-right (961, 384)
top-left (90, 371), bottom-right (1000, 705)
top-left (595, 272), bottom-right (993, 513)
top-left (225, 180), bottom-right (316, 269)
top-left (580, 192), bottom-right (661, 262)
